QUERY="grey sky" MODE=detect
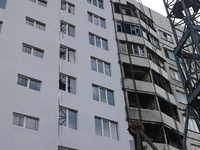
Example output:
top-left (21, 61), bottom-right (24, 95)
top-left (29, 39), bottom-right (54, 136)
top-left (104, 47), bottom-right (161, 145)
top-left (137, 0), bottom-right (167, 16)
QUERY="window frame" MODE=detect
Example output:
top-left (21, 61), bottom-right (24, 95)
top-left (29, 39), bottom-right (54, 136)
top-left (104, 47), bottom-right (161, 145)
top-left (59, 73), bottom-right (76, 94)
top-left (13, 113), bottom-right (39, 131)
top-left (87, 12), bottom-right (106, 29)
top-left (59, 106), bottom-right (77, 130)
top-left (60, 45), bottom-right (76, 63)
top-left (22, 43), bottom-right (44, 58)
top-left (26, 17), bottom-right (46, 31)
top-left (60, 21), bottom-right (75, 37)
top-left (170, 68), bottom-right (181, 82)
top-left (176, 90), bottom-right (187, 104)
top-left (30, 0), bottom-right (47, 7)
top-left (91, 57), bottom-right (111, 76)
top-left (92, 84), bottom-right (114, 106)
top-left (89, 33), bottom-right (108, 50)
top-left (17, 74), bottom-right (41, 91)
top-left (95, 117), bottom-right (118, 140)
top-left (87, 0), bottom-right (104, 9)
top-left (61, 0), bottom-right (75, 15)
top-left (159, 30), bottom-right (174, 43)
top-left (164, 48), bottom-right (175, 60)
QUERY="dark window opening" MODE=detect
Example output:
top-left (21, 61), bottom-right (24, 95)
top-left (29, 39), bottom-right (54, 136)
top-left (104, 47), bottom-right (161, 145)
top-left (114, 3), bottom-right (137, 17)
top-left (128, 92), bottom-right (158, 110)
top-left (139, 11), bottom-right (155, 31)
top-left (152, 71), bottom-right (172, 93)
top-left (144, 123), bottom-right (165, 143)
top-left (123, 63), bottom-right (151, 82)
top-left (165, 127), bottom-right (182, 149)
top-left (158, 97), bottom-right (179, 121)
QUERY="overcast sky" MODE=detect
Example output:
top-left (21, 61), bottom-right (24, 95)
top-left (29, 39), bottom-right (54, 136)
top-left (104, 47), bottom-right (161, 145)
top-left (137, 0), bottom-right (167, 16)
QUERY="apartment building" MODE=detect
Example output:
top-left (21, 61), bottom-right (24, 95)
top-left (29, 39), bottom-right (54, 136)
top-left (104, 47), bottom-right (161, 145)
top-left (0, 0), bottom-right (199, 150)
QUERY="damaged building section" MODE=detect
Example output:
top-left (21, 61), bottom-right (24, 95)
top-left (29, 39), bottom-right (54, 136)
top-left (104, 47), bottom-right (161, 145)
top-left (112, 0), bottom-right (193, 149)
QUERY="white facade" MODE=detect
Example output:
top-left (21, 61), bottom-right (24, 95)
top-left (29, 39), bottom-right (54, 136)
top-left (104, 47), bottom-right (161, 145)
top-left (0, 0), bottom-right (131, 150)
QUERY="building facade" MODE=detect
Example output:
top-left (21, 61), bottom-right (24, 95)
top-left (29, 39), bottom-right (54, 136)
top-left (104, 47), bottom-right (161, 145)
top-left (0, 0), bottom-right (199, 150)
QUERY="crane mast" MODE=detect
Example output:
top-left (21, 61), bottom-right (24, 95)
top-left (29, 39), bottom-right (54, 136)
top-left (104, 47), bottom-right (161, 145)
top-left (163, 0), bottom-right (200, 149)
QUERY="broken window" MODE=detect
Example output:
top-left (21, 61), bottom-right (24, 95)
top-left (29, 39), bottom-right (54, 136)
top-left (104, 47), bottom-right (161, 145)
top-left (114, 3), bottom-right (137, 17)
top-left (164, 48), bottom-right (175, 60)
top-left (152, 71), bottom-right (172, 93)
top-left (165, 127), bottom-right (182, 149)
top-left (139, 11), bottom-right (155, 30)
top-left (158, 97), bottom-right (179, 121)
top-left (60, 46), bottom-right (75, 63)
top-left (59, 74), bottom-right (76, 94)
top-left (143, 29), bottom-right (160, 49)
top-left (116, 21), bottom-right (142, 36)
top-left (123, 63), bottom-right (151, 82)
top-left (128, 91), bottom-right (158, 110)
top-left (159, 30), bottom-right (174, 43)
top-left (144, 123), bottom-right (165, 143)
top-left (170, 68), bottom-right (181, 81)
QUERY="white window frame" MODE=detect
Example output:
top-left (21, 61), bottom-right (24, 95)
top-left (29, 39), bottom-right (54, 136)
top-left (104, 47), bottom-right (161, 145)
top-left (59, 106), bottom-right (77, 130)
top-left (60, 45), bottom-right (76, 63)
top-left (13, 113), bottom-right (39, 131)
top-left (26, 17), bottom-right (45, 31)
top-left (87, 12), bottom-right (106, 29)
top-left (119, 41), bottom-right (146, 57)
top-left (191, 145), bottom-right (200, 150)
top-left (176, 90), bottom-right (187, 104)
top-left (87, 0), bottom-right (104, 9)
top-left (95, 117), bottom-right (118, 140)
top-left (92, 84), bottom-right (114, 106)
top-left (22, 43), bottom-right (44, 58)
top-left (165, 48), bottom-right (175, 60)
top-left (61, 0), bottom-right (75, 15)
top-left (30, 0), bottom-right (47, 7)
top-left (60, 21), bottom-right (75, 37)
top-left (59, 73), bottom-right (76, 94)
top-left (91, 57), bottom-right (111, 76)
top-left (170, 68), bottom-right (181, 81)
top-left (183, 117), bottom-right (199, 132)
top-left (159, 30), bottom-right (173, 43)
top-left (17, 74), bottom-right (41, 91)
top-left (89, 33), bottom-right (108, 50)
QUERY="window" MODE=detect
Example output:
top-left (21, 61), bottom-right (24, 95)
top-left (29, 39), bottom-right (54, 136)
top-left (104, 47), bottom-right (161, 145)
top-left (87, 0), bottom-right (103, 9)
top-left (60, 21), bottom-right (75, 37)
top-left (116, 21), bottom-right (142, 36)
top-left (95, 117), bottom-right (118, 140)
top-left (0, 22), bottom-right (2, 32)
top-left (164, 48), bottom-right (175, 60)
top-left (89, 33), bottom-right (108, 50)
top-left (22, 44), bottom-right (44, 58)
top-left (170, 69), bottom-right (181, 81)
top-left (59, 107), bottom-right (77, 130)
top-left (159, 30), bottom-right (173, 43)
top-left (87, 12), bottom-right (106, 29)
top-left (119, 41), bottom-right (146, 57)
top-left (183, 117), bottom-right (199, 132)
top-left (176, 90), bottom-right (187, 104)
top-left (17, 75), bottom-right (41, 91)
top-left (0, 0), bottom-right (7, 9)
top-left (58, 147), bottom-right (76, 150)
top-left (92, 85), bottom-right (114, 106)
top-left (139, 11), bottom-right (155, 30)
top-left (61, 1), bottom-right (75, 15)
top-left (91, 57), bottom-right (111, 76)
top-left (191, 145), bottom-right (200, 150)
top-left (30, 0), bottom-right (47, 7)
top-left (142, 29), bottom-right (160, 49)
top-left (26, 17), bottom-right (45, 31)
top-left (114, 3), bottom-right (138, 17)
top-left (59, 74), bottom-right (76, 94)
top-left (60, 46), bottom-right (75, 63)
top-left (13, 113), bottom-right (39, 131)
